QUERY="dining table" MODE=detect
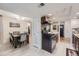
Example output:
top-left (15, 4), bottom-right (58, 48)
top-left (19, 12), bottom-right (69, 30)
top-left (10, 32), bottom-right (29, 48)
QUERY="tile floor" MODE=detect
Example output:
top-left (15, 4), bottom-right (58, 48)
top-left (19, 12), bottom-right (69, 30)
top-left (0, 41), bottom-right (73, 56)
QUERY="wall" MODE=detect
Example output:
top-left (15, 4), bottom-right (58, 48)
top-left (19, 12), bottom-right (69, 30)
top-left (64, 20), bottom-right (72, 43)
top-left (32, 17), bottom-right (41, 49)
top-left (71, 19), bottom-right (79, 44)
top-left (0, 9), bottom-right (41, 49)
top-left (2, 16), bottom-right (29, 44)
top-left (71, 19), bottom-right (79, 28)
top-left (51, 19), bottom-right (72, 43)
top-left (0, 15), bottom-right (3, 44)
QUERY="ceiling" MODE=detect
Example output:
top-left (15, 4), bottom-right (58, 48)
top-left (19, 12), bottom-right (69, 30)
top-left (0, 3), bottom-right (79, 20)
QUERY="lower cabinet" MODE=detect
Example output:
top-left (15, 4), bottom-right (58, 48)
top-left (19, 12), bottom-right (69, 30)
top-left (72, 34), bottom-right (79, 54)
top-left (42, 33), bottom-right (56, 53)
top-left (66, 48), bottom-right (79, 56)
top-left (66, 34), bottom-right (79, 56)
top-left (74, 38), bottom-right (79, 51)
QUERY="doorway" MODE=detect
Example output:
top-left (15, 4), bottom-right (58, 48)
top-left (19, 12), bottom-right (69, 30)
top-left (27, 22), bottom-right (32, 45)
top-left (60, 24), bottom-right (64, 42)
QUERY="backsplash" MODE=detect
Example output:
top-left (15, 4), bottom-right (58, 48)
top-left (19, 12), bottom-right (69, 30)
top-left (72, 28), bottom-right (79, 34)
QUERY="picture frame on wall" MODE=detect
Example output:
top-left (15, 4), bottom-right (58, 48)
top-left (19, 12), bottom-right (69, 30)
top-left (53, 25), bottom-right (56, 30)
top-left (9, 22), bottom-right (20, 27)
top-left (52, 24), bottom-right (59, 32)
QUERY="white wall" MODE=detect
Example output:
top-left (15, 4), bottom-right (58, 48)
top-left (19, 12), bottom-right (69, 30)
top-left (66, 19), bottom-right (79, 44)
top-left (0, 15), bottom-right (3, 44)
top-left (32, 17), bottom-right (41, 49)
top-left (2, 16), bottom-right (29, 44)
top-left (0, 9), bottom-right (42, 49)
top-left (71, 19), bottom-right (79, 28)
top-left (71, 19), bottom-right (79, 43)
top-left (64, 20), bottom-right (72, 43)
top-left (51, 19), bottom-right (72, 43)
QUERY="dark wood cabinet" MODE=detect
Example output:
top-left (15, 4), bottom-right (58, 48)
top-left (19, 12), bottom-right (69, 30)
top-left (66, 34), bottom-right (79, 56)
top-left (42, 33), bottom-right (56, 53)
top-left (41, 16), bottom-right (49, 24)
top-left (72, 34), bottom-right (79, 54)
top-left (41, 16), bottom-right (56, 53)
top-left (66, 48), bottom-right (79, 56)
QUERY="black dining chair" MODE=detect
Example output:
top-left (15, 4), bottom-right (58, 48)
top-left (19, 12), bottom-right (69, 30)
top-left (9, 33), bottom-right (19, 48)
top-left (18, 33), bottom-right (27, 47)
top-left (9, 33), bottom-right (15, 47)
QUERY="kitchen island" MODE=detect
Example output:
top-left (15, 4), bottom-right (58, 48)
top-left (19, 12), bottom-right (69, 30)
top-left (42, 32), bottom-right (57, 53)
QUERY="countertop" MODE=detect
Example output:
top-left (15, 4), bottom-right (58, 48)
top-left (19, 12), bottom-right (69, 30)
top-left (74, 34), bottom-right (79, 38)
top-left (47, 32), bottom-right (58, 34)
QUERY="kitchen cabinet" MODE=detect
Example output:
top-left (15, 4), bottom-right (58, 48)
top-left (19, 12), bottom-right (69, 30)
top-left (42, 33), bottom-right (57, 53)
top-left (41, 16), bottom-right (57, 53)
top-left (66, 34), bottom-right (79, 56)
top-left (72, 34), bottom-right (79, 53)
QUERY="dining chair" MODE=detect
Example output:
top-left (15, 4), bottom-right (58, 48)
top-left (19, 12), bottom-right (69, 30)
top-left (9, 33), bottom-right (15, 47)
top-left (9, 33), bottom-right (19, 48)
top-left (19, 33), bottom-right (27, 47)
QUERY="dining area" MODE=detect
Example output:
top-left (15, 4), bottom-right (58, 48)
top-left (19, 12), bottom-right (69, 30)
top-left (9, 31), bottom-right (29, 48)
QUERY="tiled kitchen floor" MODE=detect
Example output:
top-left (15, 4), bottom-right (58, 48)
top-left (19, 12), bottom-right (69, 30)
top-left (0, 41), bottom-right (73, 56)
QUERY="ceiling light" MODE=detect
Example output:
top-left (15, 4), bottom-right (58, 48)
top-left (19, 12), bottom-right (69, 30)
top-left (22, 17), bottom-right (25, 20)
top-left (16, 15), bottom-right (20, 19)
top-left (53, 17), bottom-right (56, 19)
top-left (39, 3), bottom-right (45, 7)
top-left (48, 14), bottom-right (52, 16)
top-left (76, 12), bottom-right (79, 15)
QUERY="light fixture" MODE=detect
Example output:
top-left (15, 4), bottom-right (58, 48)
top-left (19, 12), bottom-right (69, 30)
top-left (21, 17), bottom-right (25, 20)
top-left (76, 12), bottom-right (79, 15)
top-left (48, 14), bottom-right (52, 16)
top-left (53, 17), bottom-right (56, 19)
top-left (39, 3), bottom-right (45, 7)
top-left (16, 15), bottom-right (20, 19)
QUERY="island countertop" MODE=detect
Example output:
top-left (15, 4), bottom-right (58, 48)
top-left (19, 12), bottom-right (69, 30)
top-left (74, 34), bottom-right (79, 38)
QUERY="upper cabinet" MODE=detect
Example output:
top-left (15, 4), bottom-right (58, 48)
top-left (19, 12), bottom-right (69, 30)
top-left (41, 16), bottom-right (51, 24)
top-left (41, 16), bottom-right (51, 33)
